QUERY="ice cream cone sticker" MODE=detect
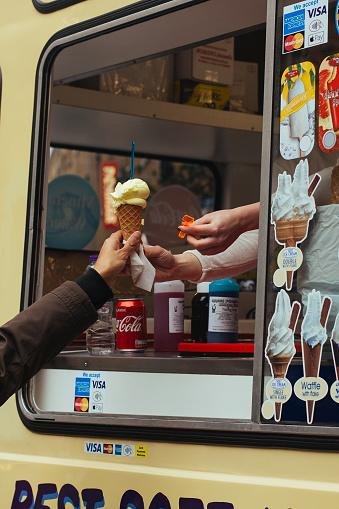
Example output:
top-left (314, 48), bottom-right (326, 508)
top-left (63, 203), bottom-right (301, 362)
top-left (271, 159), bottom-right (320, 290)
top-left (265, 290), bottom-right (301, 422)
top-left (300, 291), bottom-right (331, 425)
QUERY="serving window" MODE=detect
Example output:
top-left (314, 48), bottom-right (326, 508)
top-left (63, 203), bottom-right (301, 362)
top-left (20, 0), bottom-right (339, 444)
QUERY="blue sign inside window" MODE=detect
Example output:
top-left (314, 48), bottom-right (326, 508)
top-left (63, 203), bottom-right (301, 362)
top-left (46, 174), bottom-right (100, 250)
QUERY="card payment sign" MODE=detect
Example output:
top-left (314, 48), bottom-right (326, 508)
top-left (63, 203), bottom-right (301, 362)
top-left (283, 0), bottom-right (328, 54)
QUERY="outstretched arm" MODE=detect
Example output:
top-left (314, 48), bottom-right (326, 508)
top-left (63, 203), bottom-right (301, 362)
top-left (144, 230), bottom-right (258, 283)
top-left (179, 203), bottom-right (259, 255)
top-left (0, 230), bottom-right (140, 406)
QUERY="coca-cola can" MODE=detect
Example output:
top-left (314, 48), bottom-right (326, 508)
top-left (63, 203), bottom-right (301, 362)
top-left (115, 298), bottom-right (147, 351)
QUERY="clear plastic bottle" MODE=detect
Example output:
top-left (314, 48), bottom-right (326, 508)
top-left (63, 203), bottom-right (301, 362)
top-left (190, 282), bottom-right (210, 342)
top-left (86, 255), bottom-right (114, 355)
top-left (154, 280), bottom-right (185, 352)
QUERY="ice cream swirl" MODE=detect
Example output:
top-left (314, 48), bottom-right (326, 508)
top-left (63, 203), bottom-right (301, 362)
top-left (271, 159), bottom-right (316, 222)
top-left (292, 159), bottom-right (315, 218)
top-left (266, 289), bottom-right (296, 358)
top-left (271, 172), bottom-right (294, 222)
top-left (111, 178), bottom-right (150, 212)
top-left (302, 290), bottom-right (327, 348)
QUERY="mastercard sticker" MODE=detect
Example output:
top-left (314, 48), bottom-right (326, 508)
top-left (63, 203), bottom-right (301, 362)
top-left (74, 377), bottom-right (90, 412)
top-left (282, 0), bottom-right (328, 54)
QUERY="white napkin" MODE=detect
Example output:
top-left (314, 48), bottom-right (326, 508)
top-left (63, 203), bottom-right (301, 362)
top-left (129, 244), bottom-right (155, 292)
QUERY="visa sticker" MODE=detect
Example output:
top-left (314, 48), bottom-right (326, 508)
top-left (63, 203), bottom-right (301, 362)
top-left (282, 0), bottom-right (328, 54)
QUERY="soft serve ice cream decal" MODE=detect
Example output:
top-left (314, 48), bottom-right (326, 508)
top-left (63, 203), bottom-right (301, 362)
top-left (280, 62), bottom-right (315, 160)
top-left (264, 290), bottom-right (300, 422)
top-left (271, 159), bottom-right (320, 290)
top-left (294, 291), bottom-right (331, 425)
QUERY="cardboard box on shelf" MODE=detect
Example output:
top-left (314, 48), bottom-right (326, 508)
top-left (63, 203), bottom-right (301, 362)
top-left (175, 38), bottom-right (234, 85)
top-left (229, 61), bottom-right (258, 114)
top-left (174, 79), bottom-right (229, 110)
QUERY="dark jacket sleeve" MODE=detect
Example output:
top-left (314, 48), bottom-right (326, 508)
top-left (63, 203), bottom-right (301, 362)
top-left (0, 281), bottom-right (98, 406)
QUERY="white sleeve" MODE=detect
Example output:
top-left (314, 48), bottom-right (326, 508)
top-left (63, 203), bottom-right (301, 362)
top-left (185, 229), bottom-right (259, 283)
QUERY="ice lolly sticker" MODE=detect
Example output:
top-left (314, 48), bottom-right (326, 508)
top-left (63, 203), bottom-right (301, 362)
top-left (319, 54), bottom-right (339, 152)
top-left (271, 159), bottom-right (320, 290)
top-left (264, 290), bottom-right (300, 422)
top-left (295, 292), bottom-right (331, 424)
top-left (280, 63), bottom-right (315, 160)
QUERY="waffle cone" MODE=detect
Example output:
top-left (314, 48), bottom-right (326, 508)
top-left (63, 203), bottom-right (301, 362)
top-left (275, 219), bottom-right (294, 245)
top-left (292, 217), bottom-right (309, 243)
top-left (302, 342), bottom-right (322, 424)
top-left (269, 355), bottom-right (293, 422)
top-left (275, 217), bottom-right (309, 245)
top-left (117, 204), bottom-right (143, 240)
top-left (269, 356), bottom-right (292, 378)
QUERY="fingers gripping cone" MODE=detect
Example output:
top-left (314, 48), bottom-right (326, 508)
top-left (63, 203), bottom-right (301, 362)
top-left (117, 204), bottom-right (143, 240)
top-left (302, 297), bottom-right (331, 425)
top-left (269, 301), bottom-right (301, 422)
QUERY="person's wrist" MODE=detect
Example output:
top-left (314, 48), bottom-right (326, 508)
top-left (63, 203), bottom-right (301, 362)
top-left (93, 264), bottom-right (116, 287)
top-left (175, 252), bottom-right (202, 282)
top-left (236, 203), bottom-right (260, 233)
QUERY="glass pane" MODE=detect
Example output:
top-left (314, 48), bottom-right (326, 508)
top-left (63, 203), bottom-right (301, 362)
top-left (261, 0), bottom-right (339, 426)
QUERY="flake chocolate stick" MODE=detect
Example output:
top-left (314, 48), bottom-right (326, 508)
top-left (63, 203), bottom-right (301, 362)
top-left (308, 173), bottom-right (321, 197)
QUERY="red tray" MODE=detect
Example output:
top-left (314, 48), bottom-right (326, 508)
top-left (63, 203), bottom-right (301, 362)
top-left (178, 342), bottom-right (254, 354)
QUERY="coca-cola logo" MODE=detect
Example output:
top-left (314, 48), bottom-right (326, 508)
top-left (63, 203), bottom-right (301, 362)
top-left (144, 185), bottom-right (201, 248)
top-left (117, 315), bottom-right (142, 332)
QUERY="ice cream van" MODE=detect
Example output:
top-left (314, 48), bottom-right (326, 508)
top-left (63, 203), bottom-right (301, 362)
top-left (3, 0), bottom-right (339, 507)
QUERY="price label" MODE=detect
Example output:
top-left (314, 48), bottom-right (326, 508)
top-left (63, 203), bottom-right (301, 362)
top-left (330, 381), bottom-right (339, 403)
top-left (265, 377), bottom-right (293, 404)
top-left (294, 377), bottom-right (328, 401)
top-left (277, 247), bottom-right (303, 272)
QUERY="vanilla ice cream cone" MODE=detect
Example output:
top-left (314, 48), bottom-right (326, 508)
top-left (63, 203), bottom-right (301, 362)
top-left (111, 178), bottom-right (150, 240)
top-left (302, 342), bottom-right (322, 424)
top-left (117, 204), bottom-right (143, 240)
top-left (269, 355), bottom-right (293, 421)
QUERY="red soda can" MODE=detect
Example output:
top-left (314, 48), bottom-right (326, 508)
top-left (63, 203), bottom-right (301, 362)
top-left (115, 298), bottom-right (147, 351)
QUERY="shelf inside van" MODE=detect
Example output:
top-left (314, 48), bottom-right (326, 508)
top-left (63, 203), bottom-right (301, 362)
top-left (47, 351), bottom-right (253, 376)
top-left (52, 85), bottom-right (262, 133)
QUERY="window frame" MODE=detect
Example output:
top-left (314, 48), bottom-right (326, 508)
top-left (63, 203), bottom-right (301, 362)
top-left (18, 0), bottom-right (339, 448)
